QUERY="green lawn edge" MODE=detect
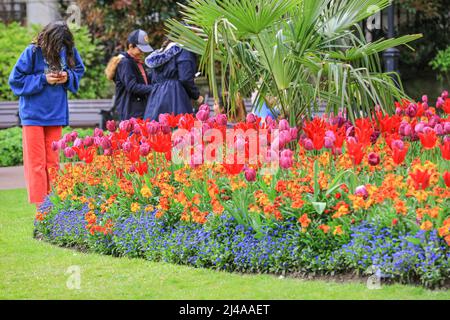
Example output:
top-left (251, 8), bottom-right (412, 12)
top-left (1, 189), bottom-right (449, 300)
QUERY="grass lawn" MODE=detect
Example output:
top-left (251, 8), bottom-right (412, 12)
top-left (1, 188), bottom-right (449, 300)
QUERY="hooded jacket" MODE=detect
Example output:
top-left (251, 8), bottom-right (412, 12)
top-left (105, 51), bottom-right (152, 121)
top-left (143, 43), bottom-right (200, 121)
top-left (9, 44), bottom-right (85, 126)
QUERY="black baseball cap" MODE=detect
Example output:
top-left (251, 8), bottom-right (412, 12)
top-left (127, 29), bottom-right (153, 53)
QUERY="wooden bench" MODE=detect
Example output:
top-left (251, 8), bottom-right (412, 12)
top-left (0, 99), bottom-right (114, 129)
top-left (0, 101), bottom-right (20, 128)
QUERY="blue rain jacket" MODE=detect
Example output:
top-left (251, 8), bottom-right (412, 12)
top-left (144, 43), bottom-right (200, 120)
top-left (9, 44), bottom-right (85, 126)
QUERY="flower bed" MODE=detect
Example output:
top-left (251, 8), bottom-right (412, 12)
top-left (35, 92), bottom-right (450, 288)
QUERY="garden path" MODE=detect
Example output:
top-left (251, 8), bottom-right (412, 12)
top-left (0, 166), bottom-right (26, 190)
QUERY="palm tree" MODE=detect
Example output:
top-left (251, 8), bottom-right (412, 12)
top-left (166, 0), bottom-right (421, 124)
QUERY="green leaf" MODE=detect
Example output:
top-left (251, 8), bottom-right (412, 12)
top-left (312, 202), bottom-right (327, 215)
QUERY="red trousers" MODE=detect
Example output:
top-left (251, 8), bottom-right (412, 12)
top-left (22, 126), bottom-right (62, 204)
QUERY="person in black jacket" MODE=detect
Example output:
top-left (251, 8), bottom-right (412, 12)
top-left (105, 29), bottom-right (153, 120)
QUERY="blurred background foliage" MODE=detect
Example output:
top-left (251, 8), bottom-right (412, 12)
top-left (396, 0), bottom-right (450, 98)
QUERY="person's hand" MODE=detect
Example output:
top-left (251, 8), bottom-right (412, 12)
top-left (45, 73), bottom-right (60, 85)
top-left (55, 71), bottom-right (68, 84)
top-left (196, 95), bottom-right (204, 104)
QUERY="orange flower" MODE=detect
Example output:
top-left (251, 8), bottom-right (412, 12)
top-left (298, 214), bottom-right (311, 228)
top-left (445, 235), bottom-right (450, 246)
top-left (394, 200), bottom-right (407, 215)
top-left (333, 225), bottom-right (343, 235)
top-left (318, 224), bottom-right (330, 234)
top-left (420, 220), bottom-right (433, 231)
top-left (130, 202), bottom-right (140, 213)
top-left (140, 185), bottom-right (152, 198)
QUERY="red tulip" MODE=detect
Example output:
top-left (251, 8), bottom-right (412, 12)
top-left (409, 169), bottom-right (431, 190)
top-left (346, 138), bottom-right (364, 165)
top-left (391, 139), bottom-right (408, 165)
top-left (443, 172), bottom-right (450, 188)
top-left (440, 139), bottom-right (450, 160)
top-left (418, 129), bottom-right (437, 149)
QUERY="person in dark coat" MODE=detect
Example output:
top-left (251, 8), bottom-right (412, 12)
top-left (105, 29), bottom-right (153, 120)
top-left (143, 41), bottom-right (203, 121)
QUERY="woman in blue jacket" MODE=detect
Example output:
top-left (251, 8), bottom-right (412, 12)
top-left (144, 40), bottom-right (203, 121)
top-left (9, 21), bottom-right (85, 209)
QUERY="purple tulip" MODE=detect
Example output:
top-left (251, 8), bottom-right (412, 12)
top-left (368, 152), bottom-right (380, 166)
top-left (442, 90), bottom-right (449, 99)
top-left (406, 104), bottom-right (417, 118)
top-left (435, 124), bottom-right (444, 135)
top-left (324, 137), bottom-right (334, 149)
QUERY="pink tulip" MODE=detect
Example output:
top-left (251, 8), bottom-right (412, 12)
top-left (73, 138), bottom-right (83, 148)
top-left (391, 139), bottom-right (404, 150)
top-left (246, 113), bottom-right (257, 124)
top-left (279, 119), bottom-right (290, 131)
top-left (216, 114), bottom-right (228, 126)
top-left (122, 141), bottom-right (132, 153)
top-left (63, 147), bottom-right (75, 159)
top-left (106, 120), bottom-right (116, 132)
top-left (100, 137), bottom-right (111, 150)
top-left (355, 185), bottom-right (368, 199)
top-left (244, 167), bottom-right (256, 182)
top-left (158, 114), bottom-right (169, 126)
top-left (83, 136), bottom-right (94, 147)
top-left (303, 138), bottom-right (314, 151)
top-left (51, 141), bottom-right (59, 151)
top-left (444, 122), bottom-right (450, 134)
top-left (324, 136), bottom-right (334, 149)
top-left (119, 120), bottom-right (133, 132)
top-left (196, 109), bottom-right (209, 122)
top-left (280, 155), bottom-right (293, 169)
top-left (139, 143), bottom-right (150, 156)
top-left (94, 128), bottom-right (103, 137)
top-left (199, 104), bottom-right (210, 112)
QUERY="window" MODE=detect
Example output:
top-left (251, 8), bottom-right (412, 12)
top-left (0, 0), bottom-right (27, 25)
